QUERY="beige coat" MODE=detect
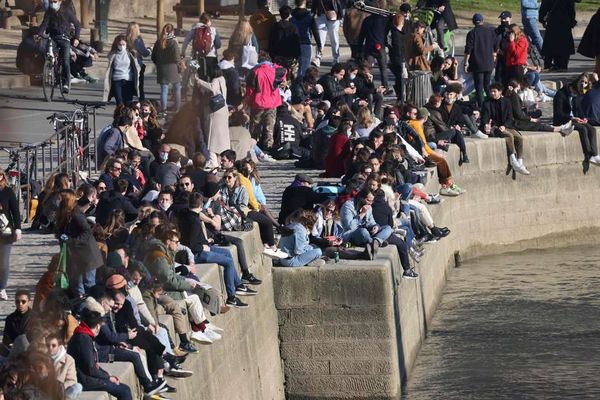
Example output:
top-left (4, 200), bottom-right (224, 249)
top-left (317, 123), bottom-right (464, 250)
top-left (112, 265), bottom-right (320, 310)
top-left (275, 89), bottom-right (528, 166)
top-left (55, 351), bottom-right (78, 389)
top-left (195, 76), bottom-right (231, 154)
top-left (103, 51), bottom-right (141, 102)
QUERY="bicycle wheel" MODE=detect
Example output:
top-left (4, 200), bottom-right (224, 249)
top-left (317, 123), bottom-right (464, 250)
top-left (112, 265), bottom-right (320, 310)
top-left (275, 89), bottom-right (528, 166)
top-left (42, 59), bottom-right (55, 102)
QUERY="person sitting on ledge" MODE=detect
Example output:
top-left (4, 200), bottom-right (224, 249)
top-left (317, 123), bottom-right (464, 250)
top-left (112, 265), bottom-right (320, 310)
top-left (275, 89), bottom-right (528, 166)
top-left (480, 82), bottom-right (530, 176)
top-left (278, 209), bottom-right (324, 267)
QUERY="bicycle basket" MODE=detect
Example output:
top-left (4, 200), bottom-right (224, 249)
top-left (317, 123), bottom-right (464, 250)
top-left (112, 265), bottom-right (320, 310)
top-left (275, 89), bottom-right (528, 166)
top-left (412, 8), bottom-right (435, 27)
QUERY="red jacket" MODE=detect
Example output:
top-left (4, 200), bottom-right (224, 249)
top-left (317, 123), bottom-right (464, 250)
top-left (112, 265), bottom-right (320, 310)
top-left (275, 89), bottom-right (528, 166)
top-left (245, 62), bottom-right (284, 110)
top-left (323, 132), bottom-right (350, 178)
top-left (505, 36), bottom-right (528, 67)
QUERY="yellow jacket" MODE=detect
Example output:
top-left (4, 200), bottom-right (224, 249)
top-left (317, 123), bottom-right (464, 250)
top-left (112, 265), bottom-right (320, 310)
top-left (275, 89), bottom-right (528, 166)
top-left (408, 120), bottom-right (433, 156)
top-left (238, 174), bottom-right (260, 211)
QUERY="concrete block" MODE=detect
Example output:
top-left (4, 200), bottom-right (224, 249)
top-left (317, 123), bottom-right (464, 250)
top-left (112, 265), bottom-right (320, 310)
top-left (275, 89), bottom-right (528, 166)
top-left (100, 362), bottom-right (141, 400)
top-left (287, 375), bottom-right (398, 396)
top-left (321, 307), bottom-right (352, 325)
top-left (284, 360), bottom-right (330, 376)
top-left (225, 227), bottom-right (270, 272)
top-left (78, 392), bottom-right (110, 400)
top-left (329, 360), bottom-right (373, 375)
top-left (194, 262), bottom-right (225, 299)
top-left (373, 360), bottom-right (394, 375)
top-left (304, 324), bottom-right (336, 340)
top-left (273, 267), bottom-right (319, 308)
top-left (312, 341), bottom-right (393, 360)
top-left (334, 324), bottom-right (373, 339)
top-left (317, 265), bottom-right (394, 306)
top-left (289, 308), bottom-right (322, 325)
top-left (281, 342), bottom-right (313, 360)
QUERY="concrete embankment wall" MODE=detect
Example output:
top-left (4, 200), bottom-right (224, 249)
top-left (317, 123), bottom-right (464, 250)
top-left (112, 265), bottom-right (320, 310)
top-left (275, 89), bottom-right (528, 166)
top-left (273, 130), bottom-right (600, 399)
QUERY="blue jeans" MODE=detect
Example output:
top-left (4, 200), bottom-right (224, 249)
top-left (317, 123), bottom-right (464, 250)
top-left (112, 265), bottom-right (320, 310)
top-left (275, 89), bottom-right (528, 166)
top-left (160, 82), bottom-right (182, 113)
top-left (112, 79), bottom-right (135, 106)
top-left (522, 16), bottom-right (544, 53)
top-left (397, 218), bottom-right (414, 249)
top-left (280, 247), bottom-right (322, 267)
top-left (65, 383), bottom-right (83, 400)
top-left (92, 381), bottom-right (132, 400)
top-left (195, 246), bottom-right (240, 298)
top-left (298, 44), bottom-right (312, 78)
top-left (70, 269), bottom-right (96, 298)
top-left (342, 225), bottom-right (393, 246)
top-left (0, 240), bottom-right (12, 290)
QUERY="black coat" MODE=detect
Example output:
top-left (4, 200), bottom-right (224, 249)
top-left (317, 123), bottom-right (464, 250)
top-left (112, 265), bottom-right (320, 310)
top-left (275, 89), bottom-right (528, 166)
top-left (389, 27), bottom-right (407, 67)
top-left (318, 74), bottom-right (345, 103)
top-left (480, 97), bottom-right (515, 131)
top-left (179, 209), bottom-right (209, 254)
top-left (96, 313), bottom-right (128, 362)
top-left (577, 7), bottom-right (600, 58)
top-left (58, 210), bottom-right (103, 274)
top-left (95, 190), bottom-right (139, 227)
top-left (552, 87), bottom-right (582, 125)
top-left (269, 20), bottom-right (301, 59)
top-left (0, 186), bottom-right (21, 232)
top-left (2, 310), bottom-right (29, 346)
top-left (358, 14), bottom-right (391, 55)
top-left (311, 0), bottom-right (343, 20)
top-left (540, 0), bottom-right (576, 57)
top-left (278, 185), bottom-right (329, 225)
top-left (464, 24), bottom-right (497, 72)
top-left (67, 330), bottom-right (111, 391)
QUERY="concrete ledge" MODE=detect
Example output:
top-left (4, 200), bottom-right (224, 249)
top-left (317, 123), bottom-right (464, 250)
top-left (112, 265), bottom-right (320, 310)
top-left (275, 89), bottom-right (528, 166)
top-left (100, 361), bottom-right (142, 399)
top-left (79, 392), bottom-right (111, 400)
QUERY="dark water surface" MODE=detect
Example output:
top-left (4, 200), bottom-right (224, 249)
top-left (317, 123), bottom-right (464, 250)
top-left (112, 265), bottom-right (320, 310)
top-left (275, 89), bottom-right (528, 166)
top-left (404, 246), bottom-right (600, 400)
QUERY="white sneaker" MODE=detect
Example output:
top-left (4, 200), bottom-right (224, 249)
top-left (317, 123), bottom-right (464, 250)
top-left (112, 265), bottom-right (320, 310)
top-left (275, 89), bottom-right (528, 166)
top-left (206, 323), bottom-right (224, 334)
top-left (190, 330), bottom-right (213, 344)
top-left (439, 187), bottom-right (460, 196)
top-left (312, 57), bottom-right (321, 67)
top-left (263, 248), bottom-right (289, 259)
top-left (473, 130), bottom-right (489, 139)
top-left (260, 154), bottom-right (277, 163)
top-left (560, 121), bottom-right (574, 137)
top-left (203, 328), bottom-right (222, 341)
top-left (589, 155), bottom-right (600, 166)
top-left (0, 289), bottom-right (7, 301)
top-left (70, 77), bottom-right (87, 84)
top-left (540, 93), bottom-right (552, 102)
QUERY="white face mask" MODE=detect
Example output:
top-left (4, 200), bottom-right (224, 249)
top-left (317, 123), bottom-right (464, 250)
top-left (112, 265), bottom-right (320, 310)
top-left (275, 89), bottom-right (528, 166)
top-left (176, 161), bottom-right (181, 168)
top-left (445, 96), bottom-right (456, 104)
top-left (160, 202), bottom-right (172, 211)
top-left (349, 73), bottom-right (356, 80)
top-left (50, 2), bottom-right (60, 10)
top-left (118, 45), bottom-right (127, 52)
top-left (159, 152), bottom-right (168, 162)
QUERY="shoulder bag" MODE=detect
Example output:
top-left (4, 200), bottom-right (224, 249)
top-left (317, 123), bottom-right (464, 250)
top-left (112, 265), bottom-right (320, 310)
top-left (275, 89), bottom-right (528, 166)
top-left (209, 78), bottom-right (226, 112)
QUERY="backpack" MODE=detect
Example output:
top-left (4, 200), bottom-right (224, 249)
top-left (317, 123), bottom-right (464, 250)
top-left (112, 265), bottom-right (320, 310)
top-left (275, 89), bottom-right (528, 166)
top-left (193, 25), bottom-right (213, 57)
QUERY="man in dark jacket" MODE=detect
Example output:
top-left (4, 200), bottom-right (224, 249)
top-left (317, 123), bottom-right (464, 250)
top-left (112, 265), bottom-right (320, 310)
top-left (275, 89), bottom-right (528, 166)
top-left (353, 61), bottom-right (386, 119)
top-left (292, 0), bottom-right (322, 77)
top-left (278, 174), bottom-right (329, 224)
top-left (539, 0), bottom-right (579, 71)
top-left (577, 6), bottom-right (600, 74)
top-left (464, 14), bottom-right (498, 107)
top-left (425, 0), bottom-right (458, 52)
top-left (494, 11), bottom-right (512, 84)
top-left (272, 104), bottom-right (309, 159)
top-left (318, 63), bottom-right (355, 103)
top-left (67, 309), bottom-right (133, 400)
top-left (2, 290), bottom-right (31, 347)
top-left (269, 6), bottom-right (301, 76)
top-left (480, 83), bottom-right (529, 174)
top-left (97, 112), bottom-right (132, 168)
top-left (36, 0), bottom-right (81, 94)
top-left (95, 179), bottom-right (138, 226)
top-left (358, 6), bottom-right (392, 90)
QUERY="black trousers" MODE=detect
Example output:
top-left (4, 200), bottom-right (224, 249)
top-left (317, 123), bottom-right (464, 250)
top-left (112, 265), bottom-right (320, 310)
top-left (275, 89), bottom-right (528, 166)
top-left (247, 211), bottom-right (275, 246)
top-left (544, 55), bottom-right (570, 70)
top-left (472, 70), bottom-right (492, 108)
top-left (436, 129), bottom-right (467, 157)
top-left (110, 348), bottom-right (151, 389)
top-left (128, 330), bottom-right (165, 376)
top-left (574, 122), bottom-right (598, 158)
top-left (390, 63), bottom-right (404, 103)
top-left (386, 234), bottom-right (410, 271)
top-left (139, 64), bottom-right (147, 100)
top-left (112, 79), bottom-right (135, 106)
top-left (366, 51), bottom-right (389, 89)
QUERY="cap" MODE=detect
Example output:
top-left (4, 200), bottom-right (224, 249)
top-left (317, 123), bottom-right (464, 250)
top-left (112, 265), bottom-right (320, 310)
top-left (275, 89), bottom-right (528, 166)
top-left (295, 173), bottom-right (313, 185)
top-left (203, 181), bottom-right (220, 198)
top-left (399, 3), bottom-right (411, 13)
top-left (418, 107), bottom-right (430, 119)
top-left (472, 13), bottom-right (484, 24)
top-left (106, 274), bottom-right (127, 290)
top-left (499, 11), bottom-right (512, 19)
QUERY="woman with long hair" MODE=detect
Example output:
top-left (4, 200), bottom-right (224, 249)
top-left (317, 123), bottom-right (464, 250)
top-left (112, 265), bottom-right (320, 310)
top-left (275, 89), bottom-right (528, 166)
top-left (105, 209), bottom-right (130, 252)
top-left (41, 173), bottom-right (70, 231)
top-left (103, 34), bottom-right (140, 105)
top-left (55, 190), bottom-right (103, 298)
top-left (152, 23), bottom-right (182, 115)
top-left (504, 24), bottom-right (529, 85)
top-left (355, 107), bottom-right (380, 138)
top-left (140, 100), bottom-right (163, 152)
top-left (126, 22), bottom-right (151, 100)
top-left (0, 169), bottom-right (21, 300)
top-left (227, 17), bottom-right (259, 73)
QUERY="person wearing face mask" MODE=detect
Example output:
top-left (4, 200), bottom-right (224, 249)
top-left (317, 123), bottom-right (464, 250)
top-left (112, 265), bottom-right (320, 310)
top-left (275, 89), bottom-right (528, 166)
top-left (149, 143), bottom-right (171, 179)
top-left (156, 149), bottom-right (182, 187)
top-left (139, 101), bottom-right (164, 152)
top-left (47, 332), bottom-right (83, 400)
top-left (553, 74), bottom-right (600, 173)
top-left (103, 34), bottom-right (140, 106)
top-left (494, 11), bottom-right (512, 84)
top-left (68, 309), bottom-right (133, 400)
top-left (36, 0), bottom-right (81, 94)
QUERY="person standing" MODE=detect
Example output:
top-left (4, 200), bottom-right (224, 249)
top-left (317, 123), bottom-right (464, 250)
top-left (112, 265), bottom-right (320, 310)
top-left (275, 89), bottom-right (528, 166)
top-left (103, 34), bottom-right (140, 106)
top-left (425, 0), bottom-right (458, 52)
top-left (405, 21), bottom-right (436, 72)
top-left (504, 24), bottom-right (529, 85)
top-left (126, 22), bottom-right (151, 101)
top-left (358, 0), bottom-right (392, 90)
top-left (152, 23), bottom-right (182, 116)
top-left (521, 0), bottom-right (544, 53)
top-left (269, 6), bottom-right (301, 79)
top-left (494, 11), bottom-right (512, 84)
top-left (250, 0), bottom-right (277, 52)
top-left (0, 169), bottom-right (22, 301)
top-left (464, 14), bottom-right (498, 107)
top-left (342, 4), bottom-right (368, 60)
top-left (311, 0), bottom-right (343, 66)
top-left (539, 0), bottom-right (579, 71)
top-left (292, 0), bottom-right (322, 77)
top-left (577, 7), bottom-right (600, 75)
top-left (182, 13), bottom-right (222, 80)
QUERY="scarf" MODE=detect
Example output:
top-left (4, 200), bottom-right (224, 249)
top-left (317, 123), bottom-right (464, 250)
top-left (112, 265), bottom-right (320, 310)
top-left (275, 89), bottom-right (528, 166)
top-left (218, 59), bottom-right (235, 70)
top-left (51, 345), bottom-right (67, 364)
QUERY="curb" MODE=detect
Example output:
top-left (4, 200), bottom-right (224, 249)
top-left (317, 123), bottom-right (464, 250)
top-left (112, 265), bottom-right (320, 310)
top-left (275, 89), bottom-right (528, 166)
top-left (0, 74), bottom-right (30, 89)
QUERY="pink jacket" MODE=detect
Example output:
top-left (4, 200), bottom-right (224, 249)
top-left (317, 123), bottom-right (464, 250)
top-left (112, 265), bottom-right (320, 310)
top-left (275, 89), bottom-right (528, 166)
top-left (246, 62), bottom-right (284, 110)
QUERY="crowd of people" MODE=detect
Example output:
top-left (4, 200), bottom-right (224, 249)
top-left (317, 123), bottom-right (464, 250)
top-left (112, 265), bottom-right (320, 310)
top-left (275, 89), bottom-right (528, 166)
top-left (2, 0), bottom-right (600, 398)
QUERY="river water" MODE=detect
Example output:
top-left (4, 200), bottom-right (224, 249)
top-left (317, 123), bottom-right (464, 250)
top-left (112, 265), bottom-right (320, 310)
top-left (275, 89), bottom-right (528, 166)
top-left (404, 246), bottom-right (600, 400)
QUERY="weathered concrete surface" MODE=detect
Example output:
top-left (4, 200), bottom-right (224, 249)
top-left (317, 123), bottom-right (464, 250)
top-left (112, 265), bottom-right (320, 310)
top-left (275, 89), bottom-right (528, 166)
top-left (274, 129), bottom-right (600, 399)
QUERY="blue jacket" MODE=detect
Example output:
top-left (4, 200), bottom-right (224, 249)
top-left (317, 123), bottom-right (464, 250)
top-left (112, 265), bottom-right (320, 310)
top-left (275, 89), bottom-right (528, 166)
top-left (96, 313), bottom-right (128, 362)
top-left (134, 36), bottom-right (151, 66)
top-left (279, 223), bottom-right (313, 256)
top-left (521, 0), bottom-right (540, 18)
top-left (340, 199), bottom-right (378, 233)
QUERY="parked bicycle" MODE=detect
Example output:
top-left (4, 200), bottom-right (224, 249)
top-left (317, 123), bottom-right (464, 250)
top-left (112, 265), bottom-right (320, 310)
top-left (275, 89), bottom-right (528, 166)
top-left (0, 146), bottom-right (38, 222)
top-left (47, 110), bottom-right (87, 186)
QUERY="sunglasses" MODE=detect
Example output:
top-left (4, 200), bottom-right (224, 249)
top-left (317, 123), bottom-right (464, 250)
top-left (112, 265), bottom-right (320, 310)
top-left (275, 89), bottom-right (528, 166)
top-left (180, 182), bottom-right (191, 187)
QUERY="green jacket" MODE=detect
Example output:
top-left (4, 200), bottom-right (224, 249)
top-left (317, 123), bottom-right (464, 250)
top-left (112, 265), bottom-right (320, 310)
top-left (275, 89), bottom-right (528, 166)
top-left (142, 239), bottom-right (192, 300)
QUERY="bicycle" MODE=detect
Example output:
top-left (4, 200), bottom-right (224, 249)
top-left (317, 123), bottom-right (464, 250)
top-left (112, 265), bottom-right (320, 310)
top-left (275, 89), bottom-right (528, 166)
top-left (0, 146), bottom-right (37, 222)
top-left (411, 7), bottom-right (455, 60)
top-left (47, 110), bottom-right (86, 186)
top-left (67, 99), bottom-right (105, 172)
top-left (41, 35), bottom-right (70, 103)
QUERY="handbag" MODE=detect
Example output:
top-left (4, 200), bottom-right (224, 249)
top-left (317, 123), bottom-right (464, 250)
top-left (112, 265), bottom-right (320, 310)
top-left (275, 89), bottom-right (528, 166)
top-left (209, 79), bottom-right (226, 112)
top-left (241, 37), bottom-right (258, 69)
top-left (0, 213), bottom-right (12, 237)
top-left (54, 243), bottom-right (69, 290)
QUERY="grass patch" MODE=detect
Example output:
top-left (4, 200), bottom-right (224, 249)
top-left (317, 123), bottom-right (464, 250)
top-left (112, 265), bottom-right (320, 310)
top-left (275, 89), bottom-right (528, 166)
top-left (451, 0), bottom-right (600, 13)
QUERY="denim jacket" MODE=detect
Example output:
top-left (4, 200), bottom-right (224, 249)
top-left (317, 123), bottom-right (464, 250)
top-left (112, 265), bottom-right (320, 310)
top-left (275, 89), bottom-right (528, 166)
top-left (340, 199), bottom-right (378, 233)
top-left (279, 223), bottom-right (312, 256)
